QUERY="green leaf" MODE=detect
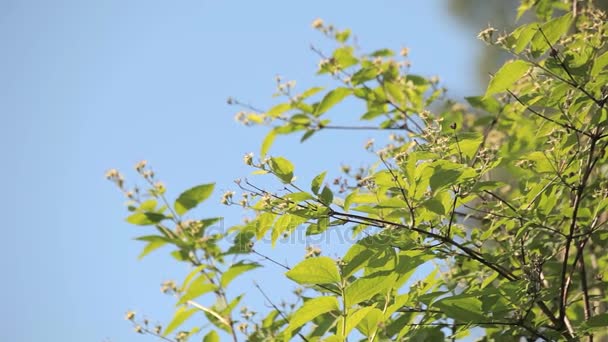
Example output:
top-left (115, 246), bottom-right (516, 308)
top-left (311, 171), bottom-right (327, 195)
top-left (531, 13), bottom-right (573, 57)
top-left (508, 22), bottom-right (538, 53)
top-left (433, 294), bottom-right (486, 322)
top-left (164, 306), bottom-right (197, 335)
top-left (266, 103), bottom-right (291, 117)
top-left (314, 88), bottom-right (352, 116)
top-left (290, 114), bottom-right (311, 125)
top-left (480, 272), bottom-right (499, 290)
top-left (333, 46), bottom-right (358, 68)
top-left (485, 60), bottom-right (531, 97)
top-left (126, 212), bottom-right (167, 226)
top-left (344, 272), bottom-right (397, 307)
top-left (138, 199), bottom-right (157, 211)
top-left (285, 256), bottom-right (341, 285)
top-left (136, 236), bottom-right (168, 260)
top-left (261, 129), bottom-right (277, 157)
top-left (300, 129), bottom-right (316, 142)
top-left (271, 213), bottom-right (292, 247)
top-left (465, 96), bottom-right (501, 114)
top-left (319, 186), bottom-right (334, 205)
top-left (351, 67), bottom-right (377, 85)
top-left (356, 308), bottom-right (383, 337)
top-left (269, 157), bottom-right (294, 183)
top-left (299, 86), bottom-right (324, 100)
top-left (177, 276), bottom-right (216, 305)
top-left (284, 296), bottom-right (340, 341)
top-left (203, 330), bottom-right (220, 342)
top-left (370, 48), bottom-right (394, 57)
top-left (385, 82), bottom-right (405, 106)
top-left (345, 307), bottom-right (373, 336)
top-left (429, 161), bottom-right (476, 192)
top-left (591, 50), bottom-right (608, 77)
top-left (179, 265), bottom-right (206, 291)
top-left (220, 261), bottom-right (261, 287)
top-left (285, 191), bottom-right (314, 202)
top-left (174, 183), bottom-right (215, 216)
top-left (255, 212), bottom-right (276, 240)
top-left (342, 240), bottom-right (378, 277)
top-left (586, 312), bottom-right (608, 327)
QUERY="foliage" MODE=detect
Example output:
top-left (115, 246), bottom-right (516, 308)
top-left (108, 1), bottom-right (608, 341)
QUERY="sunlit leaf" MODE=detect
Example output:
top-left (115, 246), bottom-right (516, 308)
top-left (164, 306), bottom-right (197, 335)
top-left (485, 60), bottom-right (531, 97)
top-left (284, 296), bottom-right (340, 341)
top-left (174, 183), bottom-right (215, 216)
top-left (286, 256), bottom-right (341, 285)
top-left (314, 88), bottom-right (352, 116)
top-left (269, 157), bottom-right (294, 183)
top-left (221, 261), bottom-right (261, 287)
top-left (126, 212), bottom-right (167, 226)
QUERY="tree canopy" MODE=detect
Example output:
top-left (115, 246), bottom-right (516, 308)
top-left (108, 1), bottom-right (608, 340)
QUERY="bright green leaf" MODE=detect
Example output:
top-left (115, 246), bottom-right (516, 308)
top-left (285, 256), bottom-right (341, 285)
top-left (203, 330), bottom-right (220, 342)
top-left (344, 272), bottom-right (397, 307)
top-left (311, 171), bottom-right (327, 195)
top-left (221, 261), bottom-right (261, 287)
top-left (356, 308), bottom-right (383, 337)
top-left (345, 307), bottom-right (374, 335)
top-left (174, 183), bottom-right (215, 216)
top-left (266, 103), bottom-right (291, 117)
top-left (164, 306), bottom-right (197, 335)
top-left (137, 237), bottom-right (168, 260)
top-left (177, 276), bottom-right (216, 305)
top-left (126, 212), bottom-right (167, 226)
top-left (591, 50), bottom-right (608, 77)
top-left (531, 13), bottom-right (573, 57)
top-left (314, 88), bottom-right (352, 116)
top-left (284, 296), bottom-right (340, 341)
top-left (269, 157), bottom-right (294, 183)
top-left (261, 129), bottom-right (277, 157)
top-left (485, 60), bottom-right (531, 97)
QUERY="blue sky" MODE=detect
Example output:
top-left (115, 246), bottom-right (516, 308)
top-left (1, 0), bottom-right (486, 340)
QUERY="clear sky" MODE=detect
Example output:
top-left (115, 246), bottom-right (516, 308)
top-left (1, 0), bottom-right (486, 341)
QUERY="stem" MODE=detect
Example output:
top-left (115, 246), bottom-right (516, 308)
top-left (340, 278), bottom-right (348, 341)
top-left (187, 300), bottom-right (234, 332)
top-left (559, 131), bottom-right (598, 333)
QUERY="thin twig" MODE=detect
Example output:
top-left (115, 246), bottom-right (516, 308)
top-left (253, 282), bottom-right (310, 342)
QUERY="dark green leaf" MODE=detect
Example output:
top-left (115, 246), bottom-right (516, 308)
top-left (319, 186), bottom-right (334, 205)
top-left (433, 294), bottom-right (485, 322)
